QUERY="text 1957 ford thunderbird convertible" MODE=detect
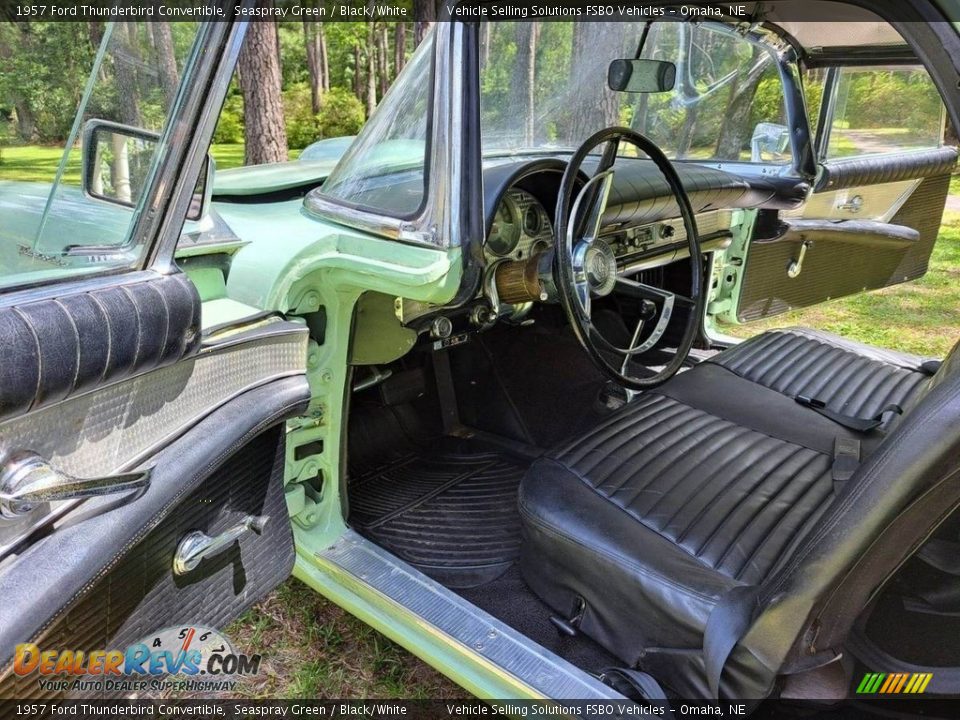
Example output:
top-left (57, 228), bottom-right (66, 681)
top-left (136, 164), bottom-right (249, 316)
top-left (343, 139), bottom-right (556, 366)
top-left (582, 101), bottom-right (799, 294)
top-left (1, 0), bottom-right (960, 706)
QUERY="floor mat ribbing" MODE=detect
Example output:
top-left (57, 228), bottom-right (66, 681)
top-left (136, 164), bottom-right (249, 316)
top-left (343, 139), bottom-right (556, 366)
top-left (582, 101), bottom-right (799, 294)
top-left (348, 448), bottom-right (526, 588)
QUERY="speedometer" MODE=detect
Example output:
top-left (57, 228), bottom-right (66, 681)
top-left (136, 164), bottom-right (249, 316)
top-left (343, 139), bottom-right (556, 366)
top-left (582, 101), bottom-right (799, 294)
top-left (487, 195), bottom-right (522, 256)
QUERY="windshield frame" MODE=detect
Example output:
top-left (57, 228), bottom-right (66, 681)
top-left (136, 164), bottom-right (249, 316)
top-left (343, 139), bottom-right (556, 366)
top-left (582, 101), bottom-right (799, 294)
top-left (305, 26), bottom-right (459, 248)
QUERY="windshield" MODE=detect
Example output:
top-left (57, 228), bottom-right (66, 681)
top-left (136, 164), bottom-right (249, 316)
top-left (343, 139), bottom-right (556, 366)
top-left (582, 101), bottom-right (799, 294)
top-left (319, 32), bottom-right (433, 217)
top-left (480, 21), bottom-right (791, 165)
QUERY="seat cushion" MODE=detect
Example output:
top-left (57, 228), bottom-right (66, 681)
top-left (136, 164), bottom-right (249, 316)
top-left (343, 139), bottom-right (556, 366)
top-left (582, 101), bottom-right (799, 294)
top-left (518, 329), bottom-right (951, 696)
top-left (519, 391), bottom-right (835, 693)
top-left (710, 328), bottom-right (933, 419)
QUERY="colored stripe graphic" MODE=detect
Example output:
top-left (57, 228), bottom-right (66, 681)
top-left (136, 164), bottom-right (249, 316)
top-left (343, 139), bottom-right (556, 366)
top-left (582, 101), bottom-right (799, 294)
top-left (857, 672), bottom-right (932, 694)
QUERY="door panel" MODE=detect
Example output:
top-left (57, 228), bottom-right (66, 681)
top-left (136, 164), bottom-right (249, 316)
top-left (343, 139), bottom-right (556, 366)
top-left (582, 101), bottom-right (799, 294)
top-left (736, 169), bottom-right (953, 323)
top-left (730, 57), bottom-right (957, 324)
top-left (737, 219), bottom-right (918, 322)
top-left (0, 375), bottom-right (310, 698)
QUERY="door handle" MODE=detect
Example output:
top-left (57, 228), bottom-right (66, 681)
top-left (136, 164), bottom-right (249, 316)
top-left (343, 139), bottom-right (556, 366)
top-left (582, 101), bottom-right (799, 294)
top-left (0, 450), bottom-right (151, 518)
top-left (786, 240), bottom-right (813, 279)
top-left (837, 194), bottom-right (864, 213)
top-left (173, 515), bottom-right (269, 575)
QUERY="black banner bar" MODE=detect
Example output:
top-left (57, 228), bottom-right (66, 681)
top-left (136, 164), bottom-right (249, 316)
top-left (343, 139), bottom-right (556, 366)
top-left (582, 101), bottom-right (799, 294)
top-left (0, 0), bottom-right (955, 23)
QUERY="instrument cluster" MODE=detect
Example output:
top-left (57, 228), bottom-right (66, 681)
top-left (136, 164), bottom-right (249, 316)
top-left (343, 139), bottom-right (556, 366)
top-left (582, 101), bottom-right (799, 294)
top-left (484, 189), bottom-right (553, 262)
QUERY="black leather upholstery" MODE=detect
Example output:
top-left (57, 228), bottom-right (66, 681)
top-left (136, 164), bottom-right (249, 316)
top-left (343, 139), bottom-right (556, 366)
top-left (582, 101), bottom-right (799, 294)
top-left (0, 272), bottom-right (201, 422)
top-left (815, 146), bottom-right (958, 192)
top-left (709, 328), bottom-right (933, 419)
top-left (519, 329), bottom-right (960, 698)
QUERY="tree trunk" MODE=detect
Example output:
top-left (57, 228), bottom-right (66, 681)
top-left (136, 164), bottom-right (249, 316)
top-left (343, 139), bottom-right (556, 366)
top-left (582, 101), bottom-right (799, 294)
top-left (366, 23), bottom-right (377, 116)
top-left (413, 0), bottom-right (436, 45)
top-left (319, 24), bottom-right (330, 92)
top-left (714, 54), bottom-right (768, 160)
top-left (377, 23), bottom-right (389, 98)
top-left (479, 22), bottom-right (490, 68)
top-left (394, 22), bottom-right (407, 76)
top-left (151, 22), bottom-right (179, 108)
top-left (14, 100), bottom-right (37, 142)
top-left (238, 16), bottom-right (288, 165)
top-left (303, 18), bottom-right (322, 114)
top-left (114, 22), bottom-right (143, 127)
top-left (88, 20), bottom-right (104, 50)
top-left (945, 116), bottom-right (958, 147)
top-left (565, 24), bottom-right (623, 140)
top-left (510, 23), bottom-right (538, 144)
top-left (352, 45), bottom-right (363, 102)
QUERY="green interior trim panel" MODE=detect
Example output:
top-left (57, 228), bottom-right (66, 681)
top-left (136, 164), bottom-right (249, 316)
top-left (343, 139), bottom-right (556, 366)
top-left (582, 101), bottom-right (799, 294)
top-left (210, 199), bottom-right (462, 541)
top-left (350, 292), bottom-right (418, 366)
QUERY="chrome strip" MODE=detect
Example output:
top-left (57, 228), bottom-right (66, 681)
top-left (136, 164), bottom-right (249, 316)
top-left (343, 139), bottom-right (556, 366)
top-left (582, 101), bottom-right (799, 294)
top-left (0, 325), bottom-right (307, 559)
top-left (317, 530), bottom-right (625, 700)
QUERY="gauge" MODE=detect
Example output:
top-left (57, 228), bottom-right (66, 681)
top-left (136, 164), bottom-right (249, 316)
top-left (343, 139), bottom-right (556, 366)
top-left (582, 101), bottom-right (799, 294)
top-left (523, 205), bottom-right (542, 236)
top-left (531, 239), bottom-right (551, 257)
top-left (487, 195), bottom-right (522, 256)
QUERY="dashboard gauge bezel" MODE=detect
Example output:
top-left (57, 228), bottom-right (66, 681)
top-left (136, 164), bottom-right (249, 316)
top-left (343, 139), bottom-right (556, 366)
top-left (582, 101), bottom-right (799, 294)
top-left (486, 193), bottom-right (523, 256)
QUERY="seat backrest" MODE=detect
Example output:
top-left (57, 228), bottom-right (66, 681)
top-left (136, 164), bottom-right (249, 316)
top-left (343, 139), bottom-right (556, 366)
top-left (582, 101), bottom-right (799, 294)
top-left (741, 338), bottom-right (960, 686)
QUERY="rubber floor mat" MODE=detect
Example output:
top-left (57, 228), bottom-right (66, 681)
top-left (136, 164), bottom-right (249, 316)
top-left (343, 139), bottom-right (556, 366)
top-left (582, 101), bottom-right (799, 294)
top-left (349, 449), bottom-right (526, 588)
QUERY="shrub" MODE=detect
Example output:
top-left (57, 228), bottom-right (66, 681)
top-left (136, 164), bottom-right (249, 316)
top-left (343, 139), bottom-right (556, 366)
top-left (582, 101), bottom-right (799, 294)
top-left (213, 94), bottom-right (244, 145)
top-left (283, 83), bottom-right (318, 150)
top-left (316, 88), bottom-right (366, 140)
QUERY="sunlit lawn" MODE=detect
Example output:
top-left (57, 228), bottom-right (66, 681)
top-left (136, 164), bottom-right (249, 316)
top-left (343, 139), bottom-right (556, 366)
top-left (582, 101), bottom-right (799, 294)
top-left (0, 143), bottom-right (298, 182)
top-left (0, 144), bottom-right (82, 185)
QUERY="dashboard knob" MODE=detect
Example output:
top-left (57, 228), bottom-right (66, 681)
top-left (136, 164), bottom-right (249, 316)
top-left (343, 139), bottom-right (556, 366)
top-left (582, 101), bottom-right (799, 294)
top-left (430, 316), bottom-right (453, 340)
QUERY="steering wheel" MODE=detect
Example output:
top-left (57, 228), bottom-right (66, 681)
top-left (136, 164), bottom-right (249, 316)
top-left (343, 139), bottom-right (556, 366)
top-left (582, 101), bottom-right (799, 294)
top-left (554, 127), bottom-right (704, 391)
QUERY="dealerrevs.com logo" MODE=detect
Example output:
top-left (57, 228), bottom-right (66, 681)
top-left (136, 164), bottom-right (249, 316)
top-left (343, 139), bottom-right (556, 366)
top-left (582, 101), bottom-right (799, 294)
top-left (13, 626), bottom-right (261, 694)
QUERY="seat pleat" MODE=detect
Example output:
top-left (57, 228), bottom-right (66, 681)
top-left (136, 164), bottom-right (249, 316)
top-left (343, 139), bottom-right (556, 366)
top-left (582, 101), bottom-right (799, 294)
top-left (727, 457), bottom-right (833, 583)
top-left (559, 393), bottom-right (667, 465)
top-left (756, 336), bottom-right (817, 388)
top-left (770, 342), bottom-right (836, 394)
top-left (711, 328), bottom-right (933, 420)
top-left (565, 397), bottom-right (694, 479)
top-left (674, 440), bottom-right (805, 548)
top-left (545, 392), bottom-right (837, 583)
top-left (650, 427), bottom-right (767, 535)
top-left (710, 450), bottom-right (830, 579)
top-left (606, 414), bottom-right (736, 513)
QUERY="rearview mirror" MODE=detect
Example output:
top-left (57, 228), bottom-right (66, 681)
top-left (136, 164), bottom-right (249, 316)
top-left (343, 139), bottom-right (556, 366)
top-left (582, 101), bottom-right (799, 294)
top-left (83, 119), bottom-right (212, 222)
top-left (608, 59), bottom-right (676, 93)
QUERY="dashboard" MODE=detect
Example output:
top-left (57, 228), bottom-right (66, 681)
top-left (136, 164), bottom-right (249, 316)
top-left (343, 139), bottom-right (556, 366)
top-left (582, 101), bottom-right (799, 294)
top-left (397, 157), bottom-right (809, 335)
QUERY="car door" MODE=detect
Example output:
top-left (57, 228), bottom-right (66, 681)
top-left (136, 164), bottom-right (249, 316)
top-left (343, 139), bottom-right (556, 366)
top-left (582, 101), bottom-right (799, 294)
top-left (0, 18), bottom-right (308, 698)
top-left (730, 61), bottom-right (957, 323)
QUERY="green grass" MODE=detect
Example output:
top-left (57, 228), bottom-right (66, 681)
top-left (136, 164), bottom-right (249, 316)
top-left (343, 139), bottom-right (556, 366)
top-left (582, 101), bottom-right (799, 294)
top-left (0, 143), bottom-right (82, 185)
top-left (167, 578), bottom-right (459, 700)
top-left (0, 143), bottom-right (298, 184)
top-left (210, 143), bottom-right (300, 170)
top-left (725, 213), bottom-right (960, 357)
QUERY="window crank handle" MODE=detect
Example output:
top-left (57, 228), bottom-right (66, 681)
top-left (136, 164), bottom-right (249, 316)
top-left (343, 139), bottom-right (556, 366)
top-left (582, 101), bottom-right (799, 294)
top-left (173, 515), bottom-right (269, 575)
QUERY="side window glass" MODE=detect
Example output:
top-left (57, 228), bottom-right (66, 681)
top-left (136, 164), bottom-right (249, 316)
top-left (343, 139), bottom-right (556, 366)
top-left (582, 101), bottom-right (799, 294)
top-left (826, 65), bottom-right (945, 159)
top-left (0, 21), bottom-right (200, 290)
